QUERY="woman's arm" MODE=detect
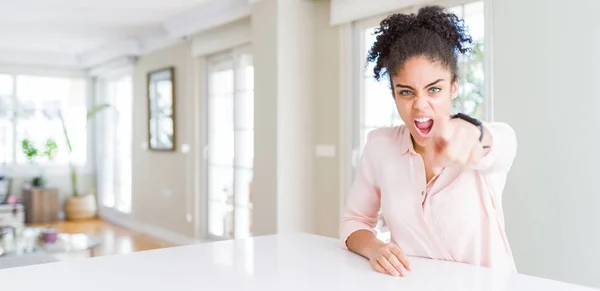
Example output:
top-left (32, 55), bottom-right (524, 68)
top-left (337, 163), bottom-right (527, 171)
top-left (474, 122), bottom-right (518, 174)
top-left (339, 129), bottom-right (411, 277)
top-left (345, 229), bottom-right (384, 258)
top-left (429, 118), bottom-right (517, 175)
top-left (339, 131), bottom-right (381, 250)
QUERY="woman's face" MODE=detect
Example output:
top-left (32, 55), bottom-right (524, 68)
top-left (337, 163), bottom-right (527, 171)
top-left (390, 56), bottom-right (458, 151)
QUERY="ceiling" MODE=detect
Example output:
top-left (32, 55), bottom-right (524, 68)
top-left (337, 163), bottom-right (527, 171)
top-left (0, 0), bottom-right (218, 68)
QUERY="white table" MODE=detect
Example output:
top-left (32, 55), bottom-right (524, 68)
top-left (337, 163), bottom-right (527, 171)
top-left (0, 233), bottom-right (596, 290)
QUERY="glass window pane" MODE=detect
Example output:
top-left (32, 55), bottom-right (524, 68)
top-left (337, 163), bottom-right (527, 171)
top-left (463, 1), bottom-right (484, 41)
top-left (234, 206), bottom-right (251, 238)
top-left (208, 200), bottom-right (234, 238)
top-left (235, 130), bottom-right (254, 169)
top-left (100, 150), bottom-right (115, 208)
top-left (363, 77), bottom-right (397, 127)
top-left (208, 165), bottom-right (234, 238)
top-left (234, 169), bottom-right (252, 238)
top-left (235, 91), bottom-right (253, 130)
top-left (209, 95), bottom-right (234, 131)
top-left (16, 75), bottom-right (71, 100)
top-left (363, 27), bottom-right (378, 78)
top-left (64, 109), bottom-right (88, 165)
top-left (115, 77), bottom-right (133, 214)
top-left (0, 75), bottom-right (13, 96)
top-left (98, 75), bottom-right (133, 213)
top-left (209, 130), bottom-right (234, 167)
top-left (447, 5), bottom-right (463, 18)
top-left (14, 75), bottom-right (87, 165)
top-left (15, 118), bottom-right (63, 164)
top-left (237, 54), bottom-right (253, 92)
top-left (207, 49), bottom-right (255, 239)
top-left (0, 96), bottom-right (12, 119)
top-left (234, 169), bottom-right (252, 207)
top-left (208, 166), bottom-right (234, 201)
top-left (244, 66), bottom-right (254, 91)
top-left (450, 1), bottom-right (485, 121)
top-left (210, 69), bottom-right (234, 96)
top-left (0, 120), bottom-right (13, 164)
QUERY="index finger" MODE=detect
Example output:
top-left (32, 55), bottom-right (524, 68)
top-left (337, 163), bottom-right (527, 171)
top-left (433, 115), bottom-right (453, 142)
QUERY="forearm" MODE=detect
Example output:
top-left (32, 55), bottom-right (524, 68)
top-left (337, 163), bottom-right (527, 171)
top-left (473, 122), bottom-right (518, 173)
top-left (345, 229), bottom-right (384, 259)
top-left (481, 125), bottom-right (492, 155)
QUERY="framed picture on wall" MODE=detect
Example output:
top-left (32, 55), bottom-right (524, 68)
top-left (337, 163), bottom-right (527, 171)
top-left (147, 67), bottom-right (176, 151)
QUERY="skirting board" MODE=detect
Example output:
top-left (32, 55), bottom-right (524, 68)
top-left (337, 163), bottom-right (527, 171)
top-left (98, 207), bottom-right (202, 246)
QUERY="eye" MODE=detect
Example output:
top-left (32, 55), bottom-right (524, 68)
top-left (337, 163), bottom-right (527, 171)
top-left (398, 90), bottom-right (413, 97)
top-left (429, 87), bottom-right (441, 94)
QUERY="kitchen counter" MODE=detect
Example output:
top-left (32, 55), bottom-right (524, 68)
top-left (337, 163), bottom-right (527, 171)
top-left (0, 233), bottom-right (596, 290)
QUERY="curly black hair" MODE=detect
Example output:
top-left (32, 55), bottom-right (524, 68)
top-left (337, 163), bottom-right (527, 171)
top-left (367, 5), bottom-right (473, 84)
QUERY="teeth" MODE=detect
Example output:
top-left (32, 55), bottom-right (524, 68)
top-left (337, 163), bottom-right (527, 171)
top-left (414, 117), bottom-right (431, 123)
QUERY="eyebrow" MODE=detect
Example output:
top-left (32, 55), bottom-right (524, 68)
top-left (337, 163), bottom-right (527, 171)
top-left (395, 79), bottom-right (445, 90)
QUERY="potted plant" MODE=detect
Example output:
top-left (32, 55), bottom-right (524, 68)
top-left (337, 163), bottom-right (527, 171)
top-left (21, 138), bottom-right (58, 188)
top-left (60, 104), bottom-right (110, 220)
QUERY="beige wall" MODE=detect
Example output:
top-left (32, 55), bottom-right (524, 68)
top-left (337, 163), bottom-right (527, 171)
top-left (313, 0), bottom-right (341, 238)
top-left (250, 0), bottom-right (279, 236)
top-left (251, 0), bottom-right (340, 237)
top-left (131, 42), bottom-right (196, 238)
top-left (252, 0), bottom-right (318, 235)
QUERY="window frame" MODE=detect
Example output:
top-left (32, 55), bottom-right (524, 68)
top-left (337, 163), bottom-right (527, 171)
top-left (203, 44), bottom-right (254, 241)
top-left (0, 71), bottom-right (94, 178)
top-left (94, 71), bottom-right (134, 215)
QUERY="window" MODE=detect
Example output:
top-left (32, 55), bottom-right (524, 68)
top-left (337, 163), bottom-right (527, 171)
top-left (205, 46), bottom-right (254, 240)
top-left (447, 1), bottom-right (485, 120)
top-left (97, 75), bottom-right (133, 213)
top-left (351, 0), bottom-right (486, 240)
top-left (0, 73), bottom-right (88, 167)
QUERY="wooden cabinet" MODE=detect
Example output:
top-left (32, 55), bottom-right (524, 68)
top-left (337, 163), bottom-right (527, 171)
top-left (22, 188), bottom-right (60, 223)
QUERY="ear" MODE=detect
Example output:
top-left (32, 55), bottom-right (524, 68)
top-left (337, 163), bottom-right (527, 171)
top-left (451, 78), bottom-right (459, 99)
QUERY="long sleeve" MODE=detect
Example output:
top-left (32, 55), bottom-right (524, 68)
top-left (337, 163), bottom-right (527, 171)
top-left (339, 130), bottom-right (382, 249)
top-left (473, 122), bottom-right (518, 174)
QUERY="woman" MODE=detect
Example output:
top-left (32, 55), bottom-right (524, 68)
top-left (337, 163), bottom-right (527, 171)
top-left (340, 6), bottom-right (517, 277)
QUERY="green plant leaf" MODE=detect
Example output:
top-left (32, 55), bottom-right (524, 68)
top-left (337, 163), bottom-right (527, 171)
top-left (58, 112), bottom-right (73, 153)
top-left (44, 138), bottom-right (58, 160)
top-left (86, 103), bottom-right (111, 121)
top-left (60, 103), bottom-right (111, 196)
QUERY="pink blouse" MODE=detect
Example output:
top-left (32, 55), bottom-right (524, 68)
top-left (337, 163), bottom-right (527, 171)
top-left (340, 122), bottom-right (518, 271)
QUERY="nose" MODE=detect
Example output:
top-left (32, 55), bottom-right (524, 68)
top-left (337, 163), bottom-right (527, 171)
top-left (413, 95), bottom-right (429, 111)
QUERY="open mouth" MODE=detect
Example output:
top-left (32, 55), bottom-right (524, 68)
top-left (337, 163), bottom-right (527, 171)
top-left (414, 116), bottom-right (434, 137)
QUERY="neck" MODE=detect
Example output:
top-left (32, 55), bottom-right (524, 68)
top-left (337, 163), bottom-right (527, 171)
top-left (410, 134), bottom-right (429, 156)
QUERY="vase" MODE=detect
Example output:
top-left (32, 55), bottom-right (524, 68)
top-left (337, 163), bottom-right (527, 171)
top-left (64, 193), bottom-right (97, 220)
